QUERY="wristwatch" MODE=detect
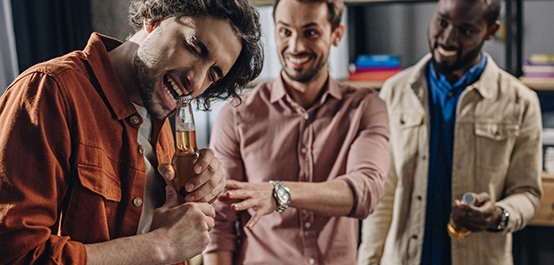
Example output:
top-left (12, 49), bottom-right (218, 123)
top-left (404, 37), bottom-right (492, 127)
top-left (488, 206), bottom-right (510, 232)
top-left (270, 180), bottom-right (290, 212)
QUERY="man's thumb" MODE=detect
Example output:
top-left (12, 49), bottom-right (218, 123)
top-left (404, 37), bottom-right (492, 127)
top-left (164, 185), bottom-right (180, 208)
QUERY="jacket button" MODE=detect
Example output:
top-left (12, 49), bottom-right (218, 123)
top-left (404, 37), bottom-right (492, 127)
top-left (138, 145), bottom-right (144, 154)
top-left (130, 115), bottom-right (141, 125)
top-left (133, 197), bottom-right (143, 207)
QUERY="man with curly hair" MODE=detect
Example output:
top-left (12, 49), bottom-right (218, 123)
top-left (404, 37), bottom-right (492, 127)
top-left (0, 0), bottom-right (262, 264)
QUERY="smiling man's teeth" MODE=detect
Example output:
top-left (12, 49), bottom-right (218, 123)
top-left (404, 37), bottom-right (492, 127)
top-left (163, 85), bottom-right (176, 101)
top-left (288, 56), bottom-right (309, 64)
top-left (167, 77), bottom-right (184, 97)
top-left (437, 47), bottom-right (457, 57)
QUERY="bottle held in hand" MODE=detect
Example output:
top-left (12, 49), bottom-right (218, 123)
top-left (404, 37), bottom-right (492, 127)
top-left (447, 192), bottom-right (477, 239)
top-left (172, 95), bottom-right (199, 203)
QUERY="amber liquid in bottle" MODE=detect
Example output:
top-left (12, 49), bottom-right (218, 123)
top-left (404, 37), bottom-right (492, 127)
top-left (172, 96), bottom-right (199, 203)
top-left (447, 192), bottom-right (477, 239)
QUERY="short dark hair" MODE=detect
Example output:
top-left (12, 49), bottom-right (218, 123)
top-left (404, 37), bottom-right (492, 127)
top-left (483, 0), bottom-right (501, 26)
top-left (272, 0), bottom-right (344, 31)
top-left (129, 0), bottom-right (263, 109)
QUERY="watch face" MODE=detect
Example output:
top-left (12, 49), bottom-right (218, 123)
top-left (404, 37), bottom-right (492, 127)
top-left (277, 188), bottom-right (290, 201)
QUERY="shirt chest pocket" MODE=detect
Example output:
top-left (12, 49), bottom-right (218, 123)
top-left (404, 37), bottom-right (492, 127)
top-left (77, 164), bottom-right (122, 202)
top-left (74, 144), bottom-right (122, 202)
top-left (474, 122), bottom-right (520, 171)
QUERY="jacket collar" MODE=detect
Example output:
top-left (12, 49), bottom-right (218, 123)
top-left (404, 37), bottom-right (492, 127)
top-left (409, 53), bottom-right (500, 101)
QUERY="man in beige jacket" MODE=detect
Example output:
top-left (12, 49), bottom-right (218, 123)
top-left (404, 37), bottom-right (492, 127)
top-left (357, 0), bottom-right (542, 264)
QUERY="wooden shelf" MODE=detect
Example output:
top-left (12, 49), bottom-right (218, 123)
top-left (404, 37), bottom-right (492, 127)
top-left (530, 172), bottom-right (554, 227)
top-left (344, 80), bottom-right (383, 89)
top-left (521, 78), bottom-right (554, 91)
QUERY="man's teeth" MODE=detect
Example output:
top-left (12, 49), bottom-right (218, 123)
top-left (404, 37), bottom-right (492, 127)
top-left (437, 47), bottom-right (456, 57)
top-left (164, 76), bottom-right (183, 101)
top-left (288, 56), bottom-right (309, 64)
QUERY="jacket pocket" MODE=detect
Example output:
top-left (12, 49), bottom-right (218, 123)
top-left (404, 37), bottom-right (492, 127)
top-left (396, 112), bottom-right (423, 128)
top-left (77, 164), bottom-right (122, 202)
top-left (475, 123), bottom-right (520, 140)
top-left (391, 111), bottom-right (424, 180)
top-left (474, 122), bottom-right (520, 171)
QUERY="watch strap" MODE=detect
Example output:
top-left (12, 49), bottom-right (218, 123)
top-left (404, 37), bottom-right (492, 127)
top-left (487, 206), bottom-right (509, 232)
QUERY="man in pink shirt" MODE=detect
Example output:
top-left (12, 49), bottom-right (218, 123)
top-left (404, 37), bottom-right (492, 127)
top-left (203, 0), bottom-right (390, 264)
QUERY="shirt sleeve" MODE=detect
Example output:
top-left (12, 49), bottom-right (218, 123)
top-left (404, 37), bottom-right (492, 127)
top-left (204, 102), bottom-right (244, 254)
top-left (0, 72), bottom-right (87, 264)
top-left (337, 90), bottom-right (390, 219)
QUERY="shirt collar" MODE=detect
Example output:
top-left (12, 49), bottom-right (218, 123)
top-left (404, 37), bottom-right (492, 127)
top-left (269, 73), bottom-right (342, 104)
top-left (83, 33), bottom-right (137, 121)
top-left (428, 53), bottom-right (487, 91)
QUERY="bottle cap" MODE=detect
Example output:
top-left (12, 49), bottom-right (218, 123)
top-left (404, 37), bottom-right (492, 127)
top-left (461, 192), bottom-right (477, 205)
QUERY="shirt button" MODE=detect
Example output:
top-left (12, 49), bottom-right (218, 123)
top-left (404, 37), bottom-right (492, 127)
top-left (132, 197), bottom-right (143, 207)
top-left (138, 145), bottom-right (144, 154)
top-left (416, 195), bottom-right (422, 201)
top-left (130, 115), bottom-right (141, 125)
top-left (421, 156), bottom-right (426, 160)
top-left (411, 234), bottom-right (418, 239)
top-left (308, 258), bottom-right (315, 265)
top-left (301, 147), bottom-right (308, 154)
top-left (303, 113), bottom-right (309, 120)
top-left (304, 222), bottom-right (312, 228)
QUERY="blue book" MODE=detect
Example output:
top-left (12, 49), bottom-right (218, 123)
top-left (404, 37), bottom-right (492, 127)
top-left (354, 54), bottom-right (401, 68)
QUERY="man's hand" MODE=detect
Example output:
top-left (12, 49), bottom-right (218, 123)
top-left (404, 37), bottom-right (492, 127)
top-left (450, 192), bottom-right (501, 232)
top-left (219, 180), bottom-right (277, 228)
top-left (158, 148), bottom-right (225, 203)
top-left (149, 185), bottom-right (216, 263)
top-left (85, 186), bottom-right (216, 264)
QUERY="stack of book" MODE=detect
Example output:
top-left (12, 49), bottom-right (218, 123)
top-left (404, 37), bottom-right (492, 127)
top-left (521, 54), bottom-right (554, 85)
top-left (348, 54), bottom-right (401, 82)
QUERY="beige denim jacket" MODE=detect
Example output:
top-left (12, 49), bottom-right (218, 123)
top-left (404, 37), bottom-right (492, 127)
top-left (357, 54), bottom-right (543, 265)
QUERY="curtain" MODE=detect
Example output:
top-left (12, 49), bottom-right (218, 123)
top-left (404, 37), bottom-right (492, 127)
top-left (10, 0), bottom-right (92, 73)
top-left (0, 0), bottom-right (18, 94)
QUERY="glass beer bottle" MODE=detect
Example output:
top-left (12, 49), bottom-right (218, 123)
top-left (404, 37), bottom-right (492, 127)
top-left (172, 95), bottom-right (199, 203)
top-left (447, 192), bottom-right (477, 239)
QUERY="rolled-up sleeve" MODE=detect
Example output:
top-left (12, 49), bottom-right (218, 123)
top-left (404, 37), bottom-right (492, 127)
top-left (337, 92), bottom-right (390, 219)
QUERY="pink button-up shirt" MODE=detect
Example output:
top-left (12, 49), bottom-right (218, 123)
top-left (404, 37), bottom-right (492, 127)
top-left (205, 77), bottom-right (390, 265)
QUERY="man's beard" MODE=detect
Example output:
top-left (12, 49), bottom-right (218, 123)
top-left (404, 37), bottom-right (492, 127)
top-left (283, 55), bottom-right (326, 83)
top-left (133, 55), bottom-right (170, 120)
top-left (431, 42), bottom-right (484, 74)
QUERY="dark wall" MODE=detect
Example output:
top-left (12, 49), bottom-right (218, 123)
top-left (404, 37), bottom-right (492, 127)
top-left (11, 0), bottom-right (92, 72)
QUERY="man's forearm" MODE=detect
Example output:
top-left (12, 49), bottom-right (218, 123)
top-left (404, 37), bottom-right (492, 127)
top-left (285, 179), bottom-right (354, 216)
top-left (85, 232), bottom-right (167, 265)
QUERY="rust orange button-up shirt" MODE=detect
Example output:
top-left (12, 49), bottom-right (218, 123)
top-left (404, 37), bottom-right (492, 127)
top-left (0, 33), bottom-right (174, 264)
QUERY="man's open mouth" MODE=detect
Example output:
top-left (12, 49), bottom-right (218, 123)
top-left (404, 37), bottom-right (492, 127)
top-left (163, 75), bottom-right (185, 101)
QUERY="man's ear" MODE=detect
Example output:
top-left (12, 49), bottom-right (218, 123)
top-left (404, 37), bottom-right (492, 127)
top-left (144, 18), bottom-right (161, 33)
top-left (485, 20), bottom-right (501, 40)
top-left (331, 24), bottom-right (345, 47)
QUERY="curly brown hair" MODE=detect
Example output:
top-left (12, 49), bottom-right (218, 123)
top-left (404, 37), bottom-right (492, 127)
top-left (129, 0), bottom-right (263, 109)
